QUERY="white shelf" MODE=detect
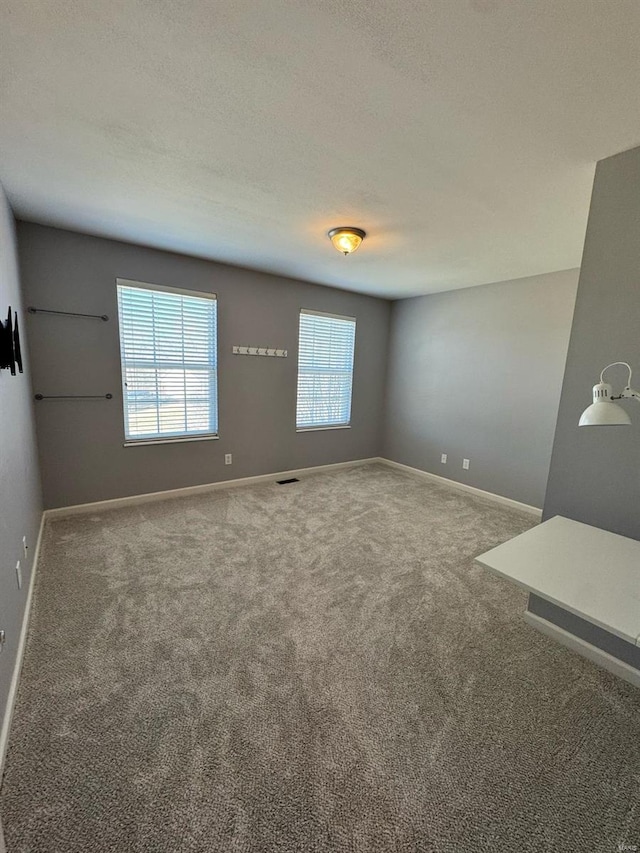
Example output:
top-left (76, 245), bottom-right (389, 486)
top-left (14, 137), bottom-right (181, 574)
top-left (475, 515), bottom-right (640, 646)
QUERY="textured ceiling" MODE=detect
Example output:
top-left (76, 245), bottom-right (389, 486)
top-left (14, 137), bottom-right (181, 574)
top-left (2, 1), bottom-right (640, 298)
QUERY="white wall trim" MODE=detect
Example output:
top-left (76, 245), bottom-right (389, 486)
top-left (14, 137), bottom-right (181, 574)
top-left (0, 511), bottom-right (46, 778)
top-left (45, 458), bottom-right (379, 518)
top-left (524, 610), bottom-right (640, 689)
top-left (377, 458), bottom-right (542, 518)
top-left (47, 456), bottom-right (543, 520)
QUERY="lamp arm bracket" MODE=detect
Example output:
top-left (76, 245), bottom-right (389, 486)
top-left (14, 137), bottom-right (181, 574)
top-left (612, 387), bottom-right (640, 402)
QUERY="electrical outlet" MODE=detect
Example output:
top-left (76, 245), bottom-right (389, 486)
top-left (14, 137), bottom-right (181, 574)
top-left (15, 561), bottom-right (22, 590)
top-left (462, 458), bottom-right (470, 470)
top-left (22, 535), bottom-right (28, 559)
top-left (224, 453), bottom-right (233, 465)
top-left (441, 453), bottom-right (447, 464)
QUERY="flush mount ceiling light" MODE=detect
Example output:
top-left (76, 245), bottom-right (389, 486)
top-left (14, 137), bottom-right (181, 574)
top-left (328, 227), bottom-right (366, 256)
top-left (578, 361), bottom-right (640, 426)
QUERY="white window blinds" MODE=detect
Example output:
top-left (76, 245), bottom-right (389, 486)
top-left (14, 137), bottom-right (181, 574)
top-left (116, 280), bottom-right (218, 443)
top-left (296, 309), bottom-right (356, 430)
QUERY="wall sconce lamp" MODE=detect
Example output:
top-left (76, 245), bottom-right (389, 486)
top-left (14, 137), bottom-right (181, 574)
top-left (579, 362), bottom-right (640, 426)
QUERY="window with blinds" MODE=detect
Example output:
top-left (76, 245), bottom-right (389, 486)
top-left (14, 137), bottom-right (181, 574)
top-left (116, 280), bottom-right (218, 444)
top-left (296, 309), bottom-right (356, 430)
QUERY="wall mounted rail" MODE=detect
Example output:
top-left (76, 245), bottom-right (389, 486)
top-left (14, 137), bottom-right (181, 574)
top-left (34, 393), bottom-right (113, 401)
top-left (28, 307), bottom-right (109, 321)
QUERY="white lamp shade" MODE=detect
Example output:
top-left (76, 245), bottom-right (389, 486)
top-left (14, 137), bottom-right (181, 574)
top-left (579, 401), bottom-right (631, 426)
top-left (579, 380), bottom-right (632, 426)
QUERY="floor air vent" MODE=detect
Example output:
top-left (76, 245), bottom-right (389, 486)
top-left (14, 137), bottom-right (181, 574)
top-left (276, 478), bottom-right (299, 485)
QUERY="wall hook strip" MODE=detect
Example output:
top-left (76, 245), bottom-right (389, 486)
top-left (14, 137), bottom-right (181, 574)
top-left (34, 393), bottom-right (113, 400)
top-left (28, 307), bottom-right (109, 322)
top-left (232, 345), bottom-right (288, 357)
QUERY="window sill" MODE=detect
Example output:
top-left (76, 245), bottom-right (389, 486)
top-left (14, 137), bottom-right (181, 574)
top-left (123, 434), bottom-right (219, 447)
top-left (296, 425), bottom-right (351, 433)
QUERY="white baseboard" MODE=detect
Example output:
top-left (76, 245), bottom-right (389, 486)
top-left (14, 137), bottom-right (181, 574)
top-left (377, 458), bottom-right (542, 519)
top-left (0, 511), bottom-right (46, 778)
top-left (524, 610), bottom-right (640, 689)
top-left (45, 457), bottom-right (379, 519)
top-left (47, 456), bottom-right (542, 520)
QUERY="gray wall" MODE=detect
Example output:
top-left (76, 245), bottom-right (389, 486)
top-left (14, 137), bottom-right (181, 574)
top-left (544, 146), bottom-right (640, 539)
top-left (18, 223), bottom-right (391, 509)
top-left (0, 184), bottom-right (42, 760)
top-left (383, 270), bottom-right (579, 508)
top-left (528, 594), bottom-right (640, 671)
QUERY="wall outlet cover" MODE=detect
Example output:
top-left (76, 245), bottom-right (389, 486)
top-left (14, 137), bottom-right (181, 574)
top-left (441, 454), bottom-right (447, 464)
top-left (224, 453), bottom-right (232, 465)
top-left (463, 458), bottom-right (470, 470)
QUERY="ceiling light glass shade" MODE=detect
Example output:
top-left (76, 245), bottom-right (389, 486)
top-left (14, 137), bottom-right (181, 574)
top-left (328, 227), bottom-right (366, 255)
top-left (578, 381), bottom-right (632, 426)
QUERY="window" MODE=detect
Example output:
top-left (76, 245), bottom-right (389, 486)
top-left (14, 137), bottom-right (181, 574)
top-left (296, 309), bottom-right (356, 430)
top-left (116, 279), bottom-right (218, 444)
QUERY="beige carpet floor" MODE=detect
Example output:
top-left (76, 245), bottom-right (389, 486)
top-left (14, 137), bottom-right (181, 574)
top-left (1, 463), bottom-right (639, 852)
